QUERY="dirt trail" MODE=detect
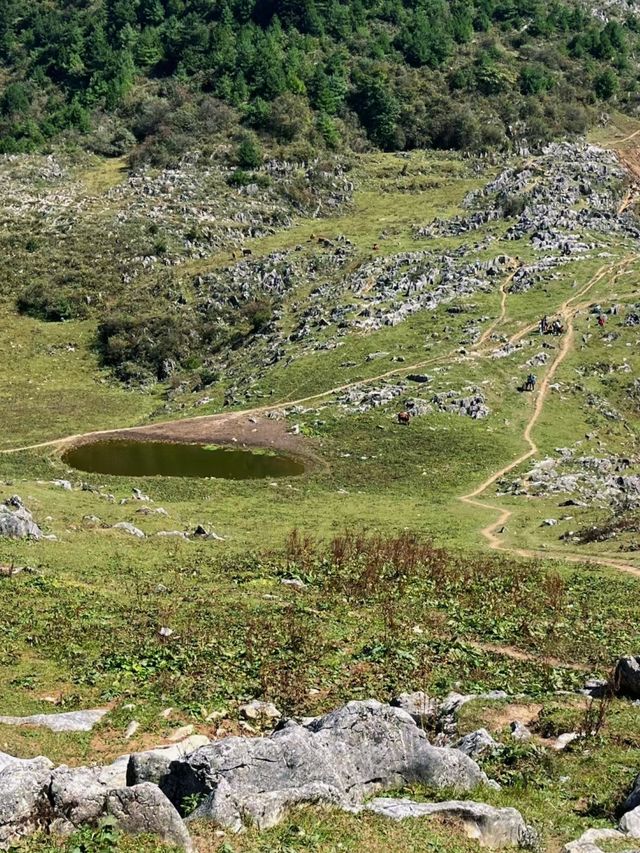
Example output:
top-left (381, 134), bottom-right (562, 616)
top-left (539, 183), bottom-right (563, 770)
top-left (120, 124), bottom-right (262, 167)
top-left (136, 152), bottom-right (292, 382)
top-left (466, 640), bottom-right (591, 672)
top-left (459, 256), bottom-right (640, 579)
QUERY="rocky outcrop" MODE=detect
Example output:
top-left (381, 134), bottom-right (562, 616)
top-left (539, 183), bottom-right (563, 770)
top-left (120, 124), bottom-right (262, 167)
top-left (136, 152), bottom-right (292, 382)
top-left (564, 827), bottom-right (627, 853)
top-left (619, 805), bottom-right (640, 837)
top-left (358, 797), bottom-right (535, 848)
top-left (0, 497), bottom-right (42, 540)
top-left (146, 700), bottom-right (488, 832)
top-left (0, 709), bottom-right (108, 733)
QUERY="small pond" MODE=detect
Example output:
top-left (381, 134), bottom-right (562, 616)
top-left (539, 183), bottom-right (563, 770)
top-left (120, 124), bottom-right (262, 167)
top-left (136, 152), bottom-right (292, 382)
top-left (63, 440), bottom-right (305, 480)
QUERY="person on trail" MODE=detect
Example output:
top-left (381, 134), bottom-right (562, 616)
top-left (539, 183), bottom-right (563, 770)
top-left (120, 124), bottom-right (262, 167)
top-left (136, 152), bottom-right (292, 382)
top-left (540, 316), bottom-right (548, 335)
top-left (598, 314), bottom-right (606, 328)
top-left (552, 319), bottom-right (563, 336)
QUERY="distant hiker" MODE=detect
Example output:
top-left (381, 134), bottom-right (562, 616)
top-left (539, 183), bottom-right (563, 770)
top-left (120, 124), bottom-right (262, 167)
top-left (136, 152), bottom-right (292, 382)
top-left (598, 314), bottom-right (606, 328)
top-left (397, 411), bottom-right (411, 425)
top-left (552, 319), bottom-right (563, 336)
top-left (540, 315), bottom-right (548, 335)
top-left (525, 373), bottom-right (536, 392)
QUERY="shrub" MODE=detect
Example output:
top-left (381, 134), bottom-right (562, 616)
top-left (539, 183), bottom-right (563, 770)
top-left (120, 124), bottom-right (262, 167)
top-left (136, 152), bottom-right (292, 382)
top-left (227, 168), bottom-right (254, 187)
top-left (16, 282), bottom-right (88, 322)
top-left (235, 133), bottom-right (262, 169)
top-left (96, 312), bottom-right (198, 381)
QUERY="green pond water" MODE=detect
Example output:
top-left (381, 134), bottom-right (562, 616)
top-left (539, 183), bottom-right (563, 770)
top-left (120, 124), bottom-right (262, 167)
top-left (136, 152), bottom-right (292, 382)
top-left (63, 440), bottom-right (305, 479)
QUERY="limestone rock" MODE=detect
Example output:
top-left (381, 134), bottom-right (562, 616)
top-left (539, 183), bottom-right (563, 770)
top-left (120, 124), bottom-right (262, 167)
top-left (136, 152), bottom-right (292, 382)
top-left (360, 797), bottom-right (534, 848)
top-left (239, 700), bottom-right (282, 722)
top-left (564, 827), bottom-right (626, 853)
top-left (0, 762), bottom-right (53, 847)
top-left (391, 691), bottom-right (438, 726)
top-left (0, 501), bottom-right (42, 540)
top-left (112, 522), bottom-right (145, 538)
top-left (49, 766), bottom-right (110, 834)
top-left (510, 721), bottom-right (532, 741)
top-left (152, 700), bottom-right (488, 832)
top-left (0, 753), bottom-right (52, 773)
top-left (127, 736), bottom-right (210, 787)
top-left (0, 708), bottom-right (108, 732)
top-left (620, 805), bottom-right (640, 837)
top-left (106, 783), bottom-right (193, 852)
top-left (455, 729), bottom-right (501, 758)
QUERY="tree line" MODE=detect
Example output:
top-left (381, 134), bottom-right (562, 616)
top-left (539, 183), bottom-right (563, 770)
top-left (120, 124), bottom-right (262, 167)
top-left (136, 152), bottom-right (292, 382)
top-left (0, 0), bottom-right (636, 155)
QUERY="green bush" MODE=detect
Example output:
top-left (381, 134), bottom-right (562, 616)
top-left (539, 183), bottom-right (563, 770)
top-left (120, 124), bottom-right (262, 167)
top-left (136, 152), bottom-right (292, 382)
top-left (16, 282), bottom-right (89, 322)
top-left (235, 133), bottom-right (263, 169)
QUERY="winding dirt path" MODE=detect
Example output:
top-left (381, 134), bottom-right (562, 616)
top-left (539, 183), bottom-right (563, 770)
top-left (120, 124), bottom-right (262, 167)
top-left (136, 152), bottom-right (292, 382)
top-left (459, 256), bottom-right (640, 579)
top-left (466, 640), bottom-right (591, 672)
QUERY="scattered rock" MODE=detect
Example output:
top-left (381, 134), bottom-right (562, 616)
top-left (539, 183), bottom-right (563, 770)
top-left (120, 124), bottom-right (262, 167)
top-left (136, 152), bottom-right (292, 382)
top-left (553, 733), bottom-right (579, 751)
top-left (392, 692), bottom-right (438, 726)
top-left (239, 700), bottom-right (282, 722)
top-left (168, 725), bottom-right (194, 742)
top-left (614, 656), bottom-right (640, 698)
top-left (125, 721), bottom-right (140, 740)
top-left (564, 827), bottom-right (626, 853)
top-left (112, 522), bottom-right (145, 538)
top-left (0, 499), bottom-right (42, 540)
top-left (0, 708), bottom-right (108, 733)
top-left (455, 729), bottom-right (502, 759)
top-left (510, 721), bottom-right (532, 741)
top-left (358, 797), bottom-right (534, 848)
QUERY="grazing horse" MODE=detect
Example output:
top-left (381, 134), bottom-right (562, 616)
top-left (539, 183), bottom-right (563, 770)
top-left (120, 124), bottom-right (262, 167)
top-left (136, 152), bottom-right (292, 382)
top-left (397, 411), bottom-right (411, 425)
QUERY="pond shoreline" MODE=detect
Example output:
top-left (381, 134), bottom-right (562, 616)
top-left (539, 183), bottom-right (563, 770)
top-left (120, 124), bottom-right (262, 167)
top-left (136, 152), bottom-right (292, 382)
top-left (51, 411), bottom-right (322, 473)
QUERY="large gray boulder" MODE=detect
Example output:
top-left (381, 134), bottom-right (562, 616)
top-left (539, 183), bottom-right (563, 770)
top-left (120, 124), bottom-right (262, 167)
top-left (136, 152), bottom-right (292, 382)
top-left (0, 760), bottom-right (53, 847)
top-left (615, 656), bottom-right (640, 698)
top-left (106, 783), bottom-right (193, 852)
top-left (359, 797), bottom-right (535, 848)
top-left (148, 700), bottom-right (488, 832)
top-left (0, 500), bottom-right (42, 540)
